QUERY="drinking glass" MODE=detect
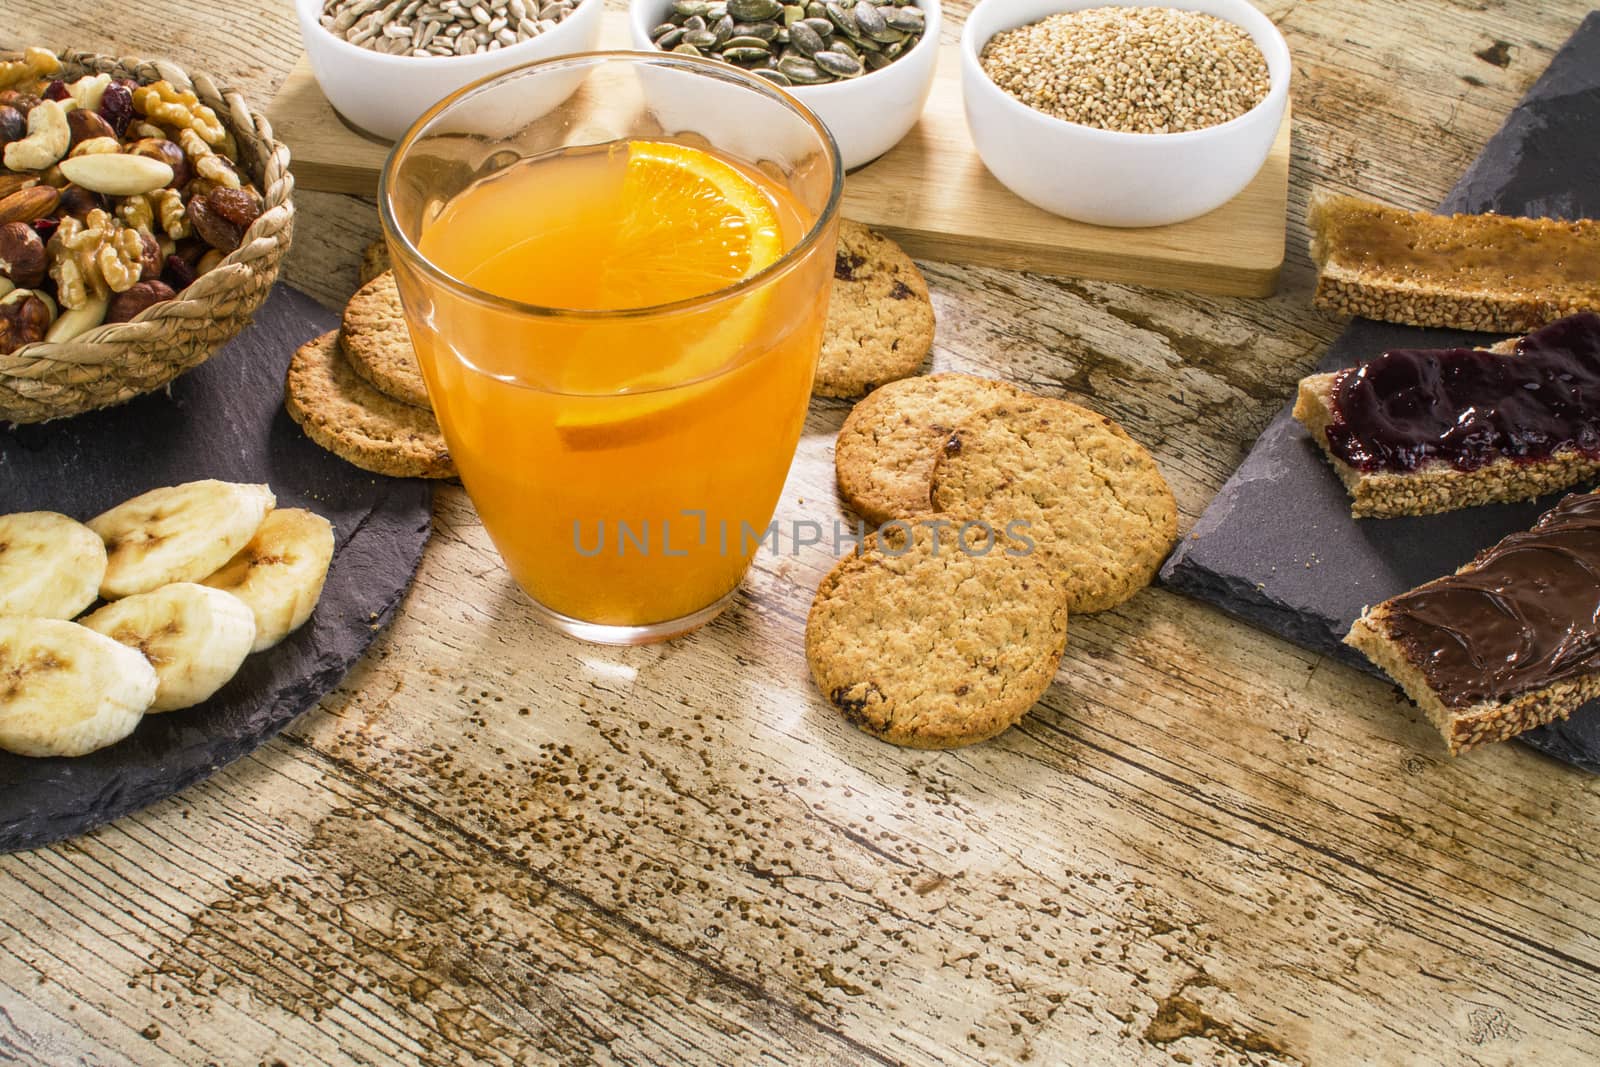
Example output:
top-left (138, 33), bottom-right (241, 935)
top-left (380, 52), bottom-right (842, 645)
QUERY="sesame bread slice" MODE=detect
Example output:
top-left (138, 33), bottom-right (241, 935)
top-left (1309, 191), bottom-right (1600, 333)
top-left (1292, 334), bottom-right (1600, 518)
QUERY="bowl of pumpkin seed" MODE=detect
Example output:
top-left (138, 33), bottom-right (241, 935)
top-left (630, 0), bottom-right (942, 169)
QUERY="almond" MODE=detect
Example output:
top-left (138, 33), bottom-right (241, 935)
top-left (56, 153), bottom-right (173, 197)
top-left (0, 184), bottom-right (58, 225)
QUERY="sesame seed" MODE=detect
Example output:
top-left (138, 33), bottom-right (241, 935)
top-left (980, 6), bottom-right (1272, 135)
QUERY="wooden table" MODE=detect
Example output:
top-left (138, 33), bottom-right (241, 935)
top-left (6, 2), bottom-right (1599, 1063)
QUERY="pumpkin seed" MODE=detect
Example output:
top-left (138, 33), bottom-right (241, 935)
top-left (884, 5), bottom-right (922, 32)
top-left (789, 21), bottom-right (824, 56)
top-left (727, 0), bottom-right (782, 20)
top-left (813, 48), bottom-right (862, 77)
top-left (652, 0), bottom-right (925, 84)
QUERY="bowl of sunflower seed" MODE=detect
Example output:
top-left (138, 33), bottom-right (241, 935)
top-left (630, 0), bottom-right (941, 170)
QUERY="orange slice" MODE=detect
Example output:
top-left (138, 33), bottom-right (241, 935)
top-left (593, 140), bottom-right (785, 309)
top-left (556, 142), bottom-right (792, 449)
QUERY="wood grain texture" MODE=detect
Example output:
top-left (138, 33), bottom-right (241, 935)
top-left (264, 12), bottom-right (1291, 296)
top-left (6, 1), bottom-right (1600, 1065)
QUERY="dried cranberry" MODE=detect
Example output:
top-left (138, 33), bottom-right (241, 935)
top-left (41, 79), bottom-right (69, 102)
top-left (97, 82), bottom-right (134, 137)
top-left (162, 253), bottom-right (197, 292)
top-left (30, 217), bottom-right (57, 242)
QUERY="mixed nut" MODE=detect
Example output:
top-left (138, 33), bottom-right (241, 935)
top-left (320, 0), bottom-right (580, 57)
top-left (648, 0), bottom-right (927, 86)
top-left (0, 47), bottom-right (265, 355)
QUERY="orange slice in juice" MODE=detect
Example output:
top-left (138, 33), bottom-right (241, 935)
top-left (556, 141), bottom-right (789, 449)
top-left (595, 140), bottom-right (785, 310)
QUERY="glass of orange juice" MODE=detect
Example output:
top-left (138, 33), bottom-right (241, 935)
top-left (380, 52), bottom-right (842, 645)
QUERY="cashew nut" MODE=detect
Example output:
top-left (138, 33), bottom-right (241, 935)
top-left (2, 100), bottom-right (71, 172)
top-left (66, 74), bottom-right (111, 114)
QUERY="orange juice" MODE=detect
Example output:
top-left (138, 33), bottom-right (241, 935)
top-left (399, 140), bottom-right (835, 630)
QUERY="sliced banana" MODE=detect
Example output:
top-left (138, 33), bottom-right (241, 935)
top-left (0, 511), bottom-right (107, 619)
top-left (80, 583), bottom-right (256, 713)
top-left (0, 618), bottom-right (157, 757)
top-left (203, 508), bottom-right (335, 652)
top-left (88, 480), bottom-right (275, 599)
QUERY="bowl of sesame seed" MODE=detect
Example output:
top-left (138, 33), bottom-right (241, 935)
top-left (960, 0), bottom-right (1290, 227)
top-left (295, 0), bottom-right (605, 141)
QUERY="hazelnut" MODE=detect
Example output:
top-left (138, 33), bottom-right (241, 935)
top-left (106, 279), bottom-right (176, 323)
top-left (0, 221), bottom-right (46, 287)
top-left (0, 291), bottom-right (50, 354)
top-left (129, 138), bottom-right (189, 188)
top-left (66, 108), bottom-right (115, 148)
top-left (0, 105), bottom-right (23, 145)
top-left (56, 184), bottom-right (101, 218)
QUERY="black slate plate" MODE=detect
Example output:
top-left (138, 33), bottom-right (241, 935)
top-left (1160, 11), bottom-right (1600, 773)
top-left (0, 285), bottom-right (433, 852)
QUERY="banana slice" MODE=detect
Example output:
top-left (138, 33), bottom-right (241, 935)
top-left (0, 511), bottom-right (107, 619)
top-left (0, 618), bottom-right (158, 757)
top-left (203, 508), bottom-right (335, 652)
top-left (80, 584), bottom-right (256, 713)
top-left (88, 480), bottom-right (275, 599)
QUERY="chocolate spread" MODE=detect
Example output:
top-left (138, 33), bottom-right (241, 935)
top-left (1383, 491), bottom-right (1600, 707)
top-left (1326, 312), bottom-right (1600, 472)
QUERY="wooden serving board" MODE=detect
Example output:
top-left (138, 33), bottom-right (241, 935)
top-left (266, 12), bottom-right (1290, 297)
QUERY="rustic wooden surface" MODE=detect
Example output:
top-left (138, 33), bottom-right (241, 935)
top-left (6, 2), bottom-right (1600, 1064)
top-left (266, 13), bottom-right (1291, 296)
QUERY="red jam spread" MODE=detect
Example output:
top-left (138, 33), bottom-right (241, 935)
top-left (1325, 312), bottom-right (1600, 472)
top-left (1384, 491), bottom-right (1600, 707)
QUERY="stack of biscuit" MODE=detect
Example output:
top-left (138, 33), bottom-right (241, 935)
top-left (809, 374), bottom-right (1179, 749)
top-left (284, 243), bottom-right (456, 480)
top-left (284, 222), bottom-right (936, 480)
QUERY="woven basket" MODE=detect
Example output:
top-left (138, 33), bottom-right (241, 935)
top-left (0, 50), bottom-right (294, 424)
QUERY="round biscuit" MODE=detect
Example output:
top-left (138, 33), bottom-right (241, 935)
top-left (835, 373), bottom-right (1029, 525)
top-left (284, 330), bottom-right (456, 480)
top-left (341, 271), bottom-right (431, 409)
top-left (807, 521), bottom-right (1070, 748)
top-left (931, 397), bottom-right (1177, 613)
top-left (816, 220), bottom-right (936, 398)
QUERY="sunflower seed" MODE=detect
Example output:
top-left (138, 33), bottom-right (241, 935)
top-left (319, 0), bottom-right (579, 54)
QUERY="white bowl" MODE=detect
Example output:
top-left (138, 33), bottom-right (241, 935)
top-left (628, 0), bottom-right (941, 171)
top-left (294, 0), bottom-right (606, 141)
top-left (960, 0), bottom-right (1290, 227)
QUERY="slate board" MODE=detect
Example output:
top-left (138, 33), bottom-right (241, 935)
top-left (1160, 11), bottom-right (1600, 773)
top-left (0, 285), bottom-right (433, 852)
